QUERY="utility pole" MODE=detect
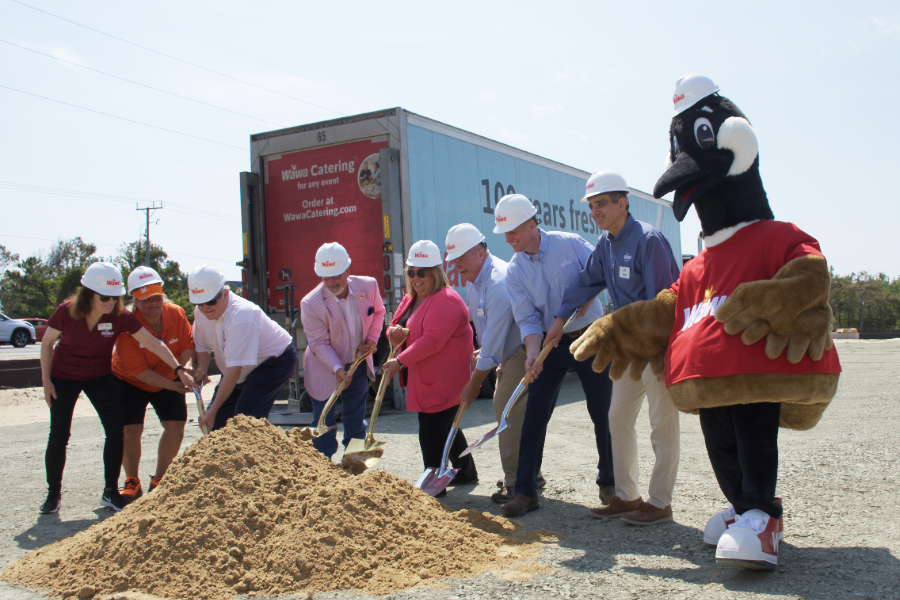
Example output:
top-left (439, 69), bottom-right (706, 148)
top-left (135, 202), bottom-right (163, 267)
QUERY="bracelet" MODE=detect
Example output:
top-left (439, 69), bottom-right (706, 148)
top-left (174, 364), bottom-right (184, 374)
top-left (395, 358), bottom-right (406, 370)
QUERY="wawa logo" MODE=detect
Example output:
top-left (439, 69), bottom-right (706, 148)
top-left (414, 252), bottom-right (428, 258)
top-left (673, 93), bottom-right (685, 105)
top-left (681, 287), bottom-right (727, 332)
top-left (586, 183), bottom-right (594, 190)
top-left (322, 260), bottom-right (336, 267)
top-left (138, 273), bottom-right (153, 280)
top-left (191, 287), bottom-right (205, 294)
top-left (107, 279), bottom-right (121, 286)
top-left (447, 244), bottom-right (456, 250)
top-left (496, 216), bottom-right (507, 222)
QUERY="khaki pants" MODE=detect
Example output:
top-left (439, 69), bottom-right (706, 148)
top-left (493, 347), bottom-right (543, 488)
top-left (609, 364), bottom-right (680, 508)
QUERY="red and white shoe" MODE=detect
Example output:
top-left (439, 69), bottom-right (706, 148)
top-left (715, 509), bottom-right (780, 570)
top-left (703, 497), bottom-right (783, 546)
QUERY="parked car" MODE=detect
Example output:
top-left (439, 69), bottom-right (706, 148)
top-left (20, 318), bottom-right (48, 342)
top-left (0, 313), bottom-right (36, 347)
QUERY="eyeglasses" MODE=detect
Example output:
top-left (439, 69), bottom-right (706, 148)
top-left (406, 268), bottom-right (429, 279)
top-left (322, 275), bottom-right (343, 282)
top-left (98, 295), bottom-right (115, 302)
top-left (195, 290), bottom-right (223, 307)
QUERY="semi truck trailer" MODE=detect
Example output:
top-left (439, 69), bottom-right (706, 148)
top-left (239, 108), bottom-right (681, 417)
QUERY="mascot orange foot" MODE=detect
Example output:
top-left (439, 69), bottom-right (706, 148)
top-left (572, 74), bottom-right (841, 570)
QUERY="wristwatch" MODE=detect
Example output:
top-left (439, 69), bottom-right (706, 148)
top-left (174, 364), bottom-right (185, 375)
top-left (395, 358), bottom-right (406, 370)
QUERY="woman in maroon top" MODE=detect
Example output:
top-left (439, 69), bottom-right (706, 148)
top-left (39, 262), bottom-right (194, 514)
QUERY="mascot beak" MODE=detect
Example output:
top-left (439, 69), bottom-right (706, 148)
top-left (653, 150), bottom-right (731, 222)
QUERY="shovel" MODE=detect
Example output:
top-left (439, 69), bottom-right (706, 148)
top-left (415, 397), bottom-right (471, 497)
top-left (343, 327), bottom-right (410, 469)
top-left (298, 344), bottom-right (377, 440)
top-left (193, 386), bottom-right (210, 436)
top-left (459, 311), bottom-right (578, 457)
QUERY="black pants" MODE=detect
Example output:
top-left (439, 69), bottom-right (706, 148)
top-left (46, 374), bottom-right (123, 492)
top-left (699, 402), bottom-right (783, 519)
top-left (417, 404), bottom-right (476, 477)
top-left (211, 345), bottom-right (298, 431)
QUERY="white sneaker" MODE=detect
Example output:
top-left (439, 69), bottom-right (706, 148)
top-left (703, 497), bottom-right (784, 546)
top-left (703, 505), bottom-right (738, 545)
top-left (715, 509), bottom-right (780, 570)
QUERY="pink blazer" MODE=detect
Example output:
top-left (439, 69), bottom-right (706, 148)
top-left (300, 276), bottom-right (386, 401)
top-left (391, 287), bottom-right (473, 414)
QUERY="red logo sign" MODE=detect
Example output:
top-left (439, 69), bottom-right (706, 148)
top-left (496, 216), bottom-right (507, 222)
top-left (106, 279), bottom-right (120, 286)
top-left (414, 252), bottom-right (428, 258)
top-left (586, 183), bottom-right (594, 189)
top-left (673, 93), bottom-right (685, 105)
top-left (447, 244), bottom-right (455, 250)
top-left (139, 273), bottom-right (153, 280)
top-left (322, 261), bottom-right (336, 267)
top-left (191, 287), bottom-right (205, 294)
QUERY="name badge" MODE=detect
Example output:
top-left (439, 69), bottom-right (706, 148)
top-left (619, 266), bottom-right (631, 279)
top-left (477, 308), bottom-right (485, 317)
top-left (98, 323), bottom-right (113, 331)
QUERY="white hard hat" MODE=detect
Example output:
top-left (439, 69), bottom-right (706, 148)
top-left (672, 74), bottom-right (720, 115)
top-left (127, 266), bottom-right (163, 295)
top-left (445, 223), bottom-right (485, 260)
top-left (581, 170), bottom-right (629, 202)
top-left (314, 242), bottom-right (351, 277)
top-left (406, 240), bottom-right (442, 267)
top-left (493, 194), bottom-right (537, 234)
top-left (188, 265), bottom-right (226, 304)
top-left (80, 262), bottom-right (126, 296)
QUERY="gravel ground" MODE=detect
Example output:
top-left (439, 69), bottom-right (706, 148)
top-left (1, 339), bottom-right (898, 600)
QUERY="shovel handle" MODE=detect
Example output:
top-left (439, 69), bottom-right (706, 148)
top-left (316, 344), bottom-right (377, 431)
top-left (365, 328), bottom-right (410, 437)
top-left (450, 396), bottom-right (468, 429)
top-left (520, 311), bottom-right (579, 386)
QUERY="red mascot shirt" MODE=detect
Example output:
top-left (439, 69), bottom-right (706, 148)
top-left (665, 220), bottom-right (841, 386)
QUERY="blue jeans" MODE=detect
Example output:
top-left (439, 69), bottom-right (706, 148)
top-left (311, 365), bottom-right (370, 459)
top-left (514, 335), bottom-right (614, 497)
top-left (212, 345), bottom-right (298, 431)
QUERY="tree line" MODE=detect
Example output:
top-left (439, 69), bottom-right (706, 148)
top-left (0, 238), bottom-right (195, 321)
top-left (3, 239), bottom-right (900, 332)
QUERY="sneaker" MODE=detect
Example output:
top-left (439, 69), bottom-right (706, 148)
top-left (621, 502), bottom-right (674, 526)
top-left (149, 475), bottom-right (162, 492)
top-left (589, 496), bottom-right (643, 519)
top-left (599, 486), bottom-right (616, 505)
top-left (39, 491), bottom-right (62, 514)
top-left (704, 498), bottom-right (783, 546)
top-left (121, 477), bottom-right (143, 501)
top-left (100, 488), bottom-right (129, 512)
top-left (716, 509), bottom-right (779, 570)
top-left (491, 485), bottom-right (515, 504)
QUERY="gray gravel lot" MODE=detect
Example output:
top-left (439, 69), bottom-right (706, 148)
top-left (1, 339), bottom-right (898, 600)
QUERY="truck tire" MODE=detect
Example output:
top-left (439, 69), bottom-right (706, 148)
top-left (11, 329), bottom-right (30, 348)
top-left (479, 369), bottom-right (497, 398)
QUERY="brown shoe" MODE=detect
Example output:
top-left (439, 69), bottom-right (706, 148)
top-left (599, 486), bottom-right (616, 505)
top-left (589, 496), bottom-right (642, 519)
top-left (491, 485), bottom-right (514, 504)
top-left (501, 493), bottom-right (540, 516)
top-left (621, 502), bottom-right (674, 526)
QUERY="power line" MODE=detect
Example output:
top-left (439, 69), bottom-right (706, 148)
top-left (96, 0), bottom-right (376, 108)
top-left (0, 38), bottom-right (282, 127)
top-left (0, 181), bottom-right (241, 222)
top-left (10, 0), bottom-right (344, 116)
top-left (0, 84), bottom-right (246, 151)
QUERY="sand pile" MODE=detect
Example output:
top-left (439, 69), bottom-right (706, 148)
top-left (2, 415), bottom-right (532, 599)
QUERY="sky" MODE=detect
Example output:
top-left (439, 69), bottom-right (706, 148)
top-left (1, 0), bottom-right (898, 282)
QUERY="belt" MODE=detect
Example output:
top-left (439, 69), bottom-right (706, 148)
top-left (563, 326), bottom-right (588, 339)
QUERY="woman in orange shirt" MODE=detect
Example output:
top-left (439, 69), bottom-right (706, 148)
top-left (112, 267), bottom-right (196, 500)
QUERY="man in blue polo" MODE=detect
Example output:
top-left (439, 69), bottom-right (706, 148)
top-left (493, 193), bottom-right (615, 517)
top-left (546, 170), bottom-right (681, 526)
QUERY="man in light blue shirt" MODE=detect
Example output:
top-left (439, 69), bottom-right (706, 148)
top-left (547, 171), bottom-right (681, 527)
top-left (447, 223), bottom-right (544, 504)
top-left (492, 194), bottom-right (615, 517)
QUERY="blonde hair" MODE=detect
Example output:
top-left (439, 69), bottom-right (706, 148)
top-left (404, 264), bottom-right (450, 297)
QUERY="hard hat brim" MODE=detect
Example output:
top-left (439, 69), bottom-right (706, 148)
top-left (131, 283), bottom-right (165, 300)
top-left (189, 285), bottom-right (225, 305)
top-left (313, 260), bottom-right (350, 277)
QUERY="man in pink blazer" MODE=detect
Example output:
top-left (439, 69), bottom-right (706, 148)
top-left (300, 242), bottom-right (386, 458)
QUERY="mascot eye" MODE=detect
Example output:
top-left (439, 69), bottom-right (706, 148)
top-left (694, 118), bottom-right (715, 149)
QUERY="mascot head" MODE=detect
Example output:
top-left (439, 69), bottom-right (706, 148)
top-left (653, 74), bottom-right (774, 236)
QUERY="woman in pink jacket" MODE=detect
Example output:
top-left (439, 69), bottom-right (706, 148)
top-left (383, 240), bottom-right (477, 488)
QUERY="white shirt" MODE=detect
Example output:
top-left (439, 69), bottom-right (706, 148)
top-left (331, 282), bottom-right (363, 373)
top-left (193, 292), bottom-right (292, 383)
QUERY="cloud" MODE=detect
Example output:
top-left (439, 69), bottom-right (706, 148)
top-left (869, 12), bottom-right (900, 36)
top-left (46, 46), bottom-right (84, 66)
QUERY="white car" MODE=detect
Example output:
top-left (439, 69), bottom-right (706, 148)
top-left (0, 313), bottom-right (36, 347)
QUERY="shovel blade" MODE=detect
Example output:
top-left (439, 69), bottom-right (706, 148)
top-left (296, 424), bottom-right (337, 441)
top-left (458, 419), bottom-right (510, 457)
top-left (415, 466), bottom-right (459, 497)
top-left (343, 438), bottom-right (388, 469)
